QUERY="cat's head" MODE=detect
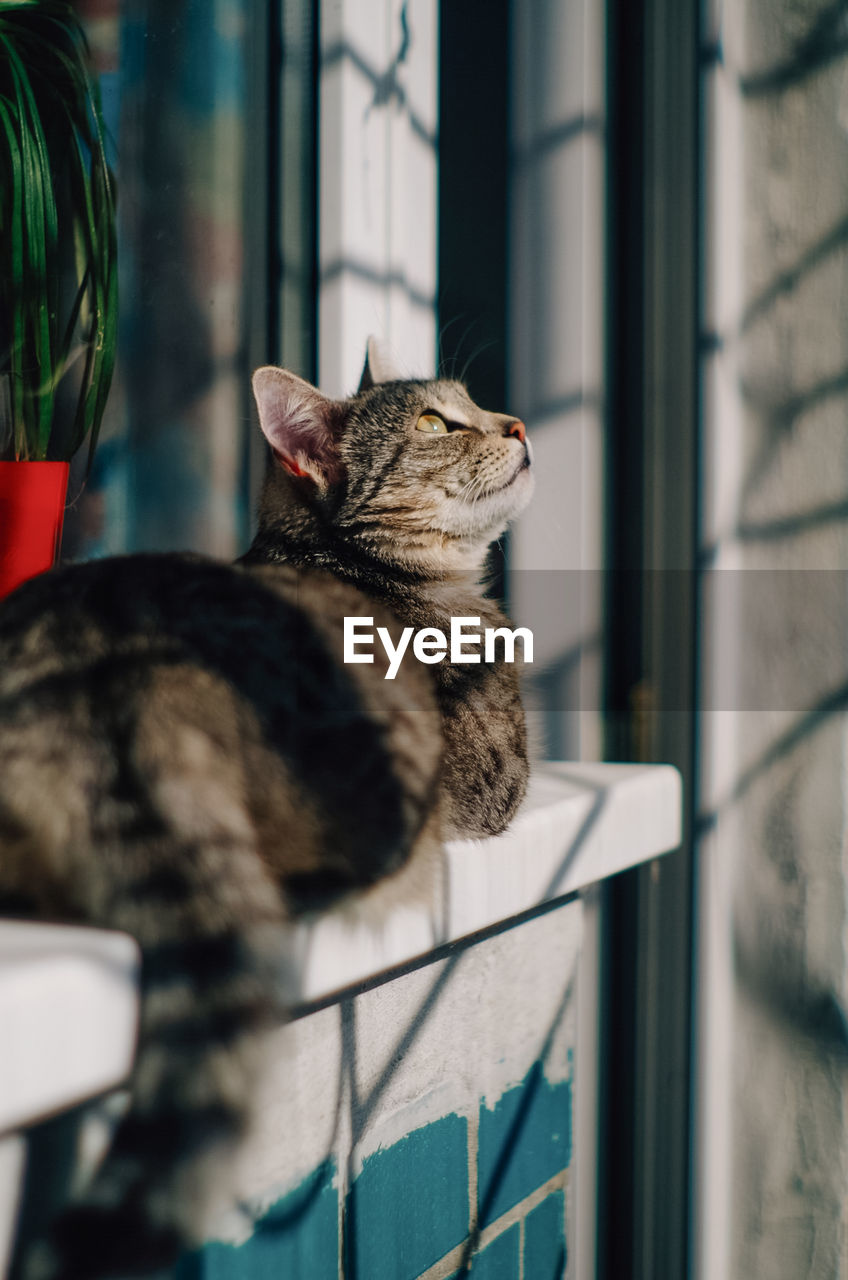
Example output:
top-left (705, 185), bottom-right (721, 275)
top-left (252, 340), bottom-right (533, 574)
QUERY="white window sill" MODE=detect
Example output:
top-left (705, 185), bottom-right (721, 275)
top-left (0, 924), bottom-right (139, 1137)
top-left (287, 761), bottom-right (681, 1006)
top-left (0, 762), bottom-right (680, 1136)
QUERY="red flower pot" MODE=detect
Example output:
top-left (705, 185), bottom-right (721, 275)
top-left (0, 461), bottom-right (70, 599)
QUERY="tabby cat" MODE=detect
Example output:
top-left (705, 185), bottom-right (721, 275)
top-left (0, 342), bottom-right (533, 1279)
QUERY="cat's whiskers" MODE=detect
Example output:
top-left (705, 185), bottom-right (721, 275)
top-left (455, 471), bottom-right (490, 506)
top-left (456, 470), bottom-right (496, 510)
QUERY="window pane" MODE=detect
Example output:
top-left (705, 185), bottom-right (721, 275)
top-left (66, 0), bottom-right (260, 560)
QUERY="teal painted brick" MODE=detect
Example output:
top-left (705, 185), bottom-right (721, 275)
top-left (469, 1223), bottom-right (520, 1277)
top-left (477, 1064), bottom-right (572, 1225)
top-left (176, 1160), bottom-right (338, 1279)
top-left (523, 1190), bottom-right (567, 1279)
top-left (346, 1114), bottom-right (469, 1280)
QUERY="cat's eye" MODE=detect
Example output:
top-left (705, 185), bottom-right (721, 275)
top-left (416, 413), bottom-right (448, 434)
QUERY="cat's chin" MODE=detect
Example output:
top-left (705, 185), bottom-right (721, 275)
top-left (498, 454), bottom-right (533, 494)
top-left (413, 469), bottom-right (533, 572)
top-left (479, 462), bottom-right (535, 525)
top-left (503, 457), bottom-right (534, 503)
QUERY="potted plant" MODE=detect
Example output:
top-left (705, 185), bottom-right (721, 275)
top-left (0, 0), bottom-right (117, 597)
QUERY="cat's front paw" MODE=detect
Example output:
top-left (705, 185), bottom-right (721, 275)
top-left (440, 754), bottom-right (528, 841)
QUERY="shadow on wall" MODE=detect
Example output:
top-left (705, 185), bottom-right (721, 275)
top-left (173, 777), bottom-right (610, 1278)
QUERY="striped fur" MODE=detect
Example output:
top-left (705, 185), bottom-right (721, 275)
top-left (0, 359), bottom-right (532, 1277)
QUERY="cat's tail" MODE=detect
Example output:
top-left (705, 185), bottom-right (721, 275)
top-left (21, 828), bottom-right (288, 1280)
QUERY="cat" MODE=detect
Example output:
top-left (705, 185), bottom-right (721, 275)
top-left (0, 341), bottom-right (533, 1279)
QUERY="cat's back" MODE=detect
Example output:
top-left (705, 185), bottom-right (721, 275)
top-left (0, 551), bottom-right (429, 710)
top-left (0, 552), bottom-right (319, 683)
top-left (0, 553), bottom-right (443, 918)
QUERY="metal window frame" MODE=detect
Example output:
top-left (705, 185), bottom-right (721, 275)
top-left (600, 0), bottom-right (699, 1277)
top-left (243, 0), bottom-right (319, 533)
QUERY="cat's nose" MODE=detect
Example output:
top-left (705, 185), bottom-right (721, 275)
top-left (504, 419), bottom-right (531, 464)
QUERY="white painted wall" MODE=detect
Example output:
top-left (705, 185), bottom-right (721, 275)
top-left (508, 0), bottom-right (606, 762)
top-left (695, 2), bottom-right (848, 1276)
top-left (235, 905), bottom-right (581, 1235)
top-left (318, 0), bottom-right (438, 396)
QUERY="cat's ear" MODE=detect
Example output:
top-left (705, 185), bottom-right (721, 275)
top-left (357, 336), bottom-right (402, 392)
top-left (252, 367), bottom-right (343, 489)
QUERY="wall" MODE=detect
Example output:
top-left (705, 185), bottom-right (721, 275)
top-left (507, 0), bottom-right (605, 764)
top-left (318, 0), bottom-right (438, 396)
top-left (697, 2), bottom-right (848, 1276)
top-left (177, 902), bottom-right (581, 1279)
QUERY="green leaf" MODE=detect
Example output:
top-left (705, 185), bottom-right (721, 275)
top-left (0, 2), bottom-right (117, 463)
top-left (0, 92), bottom-right (28, 457)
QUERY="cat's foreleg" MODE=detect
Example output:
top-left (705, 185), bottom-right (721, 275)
top-left (437, 662), bottom-right (529, 840)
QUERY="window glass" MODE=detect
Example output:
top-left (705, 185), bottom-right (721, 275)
top-left (65, 0), bottom-right (258, 561)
